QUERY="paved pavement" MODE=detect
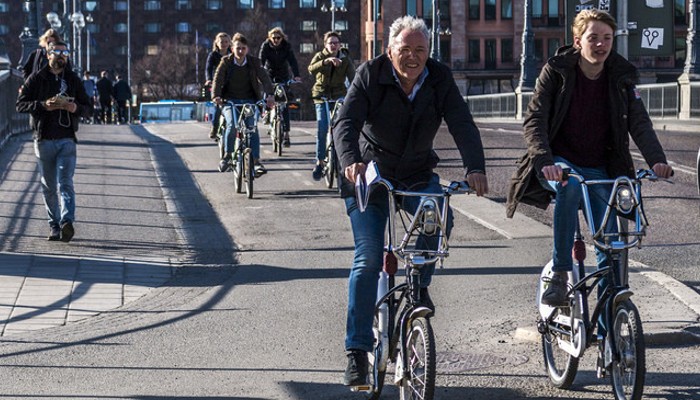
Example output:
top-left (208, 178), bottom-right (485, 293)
top-left (0, 119), bottom-right (698, 397)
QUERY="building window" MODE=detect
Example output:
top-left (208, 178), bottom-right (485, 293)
top-left (207, 0), bottom-right (222, 9)
top-left (269, 0), bottom-right (285, 7)
top-left (83, 1), bottom-right (99, 12)
top-left (532, 0), bottom-right (543, 18)
top-left (485, 0), bottom-right (496, 20)
top-left (177, 22), bottom-right (191, 33)
top-left (0, 2), bottom-right (9, 12)
top-left (114, 45), bottom-right (127, 56)
top-left (469, 0), bottom-right (479, 20)
top-left (176, 0), bottom-right (192, 10)
top-left (406, 0), bottom-right (417, 16)
top-left (301, 20), bottom-right (317, 31)
top-left (300, 0), bottom-right (316, 8)
top-left (675, 36), bottom-right (686, 67)
top-left (114, 23), bottom-right (128, 33)
top-left (144, 0), bottom-right (161, 10)
top-left (334, 20), bottom-right (349, 31)
top-left (534, 38), bottom-right (544, 63)
top-left (469, 39), bottom-right (480, 62)
top-left (113, 1), bottom-right (127, 11)
top-left (146, 45), bottom-right (159, 56)
top-left (501, 38), bottom-right (513, 63)
top-left (144, 23), bottom-right (162, 33)
top-left (206, 23), bottom-right (222, 33)
top-left (501, 0), bottom-right (512, 19)
top-left (0, 24), bottom-right (8, 35)
top-left (674, 0), bottom-right (686, 24)
top-left (547, 38), bottom-right (560, 58)
top-left (300, 43), bottom-right (315, 53)
top-left (238, 0), bottom-right (254, 9)
top-left (87, 24), bottom-right (100, 33)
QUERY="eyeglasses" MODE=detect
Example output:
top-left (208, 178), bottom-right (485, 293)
top-left (327, 41), bottom-right (340, 45)
top-left (49, 50), bottom-right (70, 57)
top-left (271, 36), bottom-right (282, 40)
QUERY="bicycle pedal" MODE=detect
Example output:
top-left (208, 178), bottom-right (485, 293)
top-left (350, 384), bottom-right (372, 393)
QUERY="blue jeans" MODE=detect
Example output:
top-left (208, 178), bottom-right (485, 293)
top-left (222, 100), bottom-right (260, 160)
top-left (315, 103), bottom-right (328, 162)
top-left (34, 138), bottom-right (77, 228)
top-left (344, 174), bottom-right (453, 352)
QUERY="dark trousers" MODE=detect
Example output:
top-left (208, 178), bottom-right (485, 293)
top-left (99, 98), bottom-right (112, 124)
top-left (116, 100), bottom-right (128, 123)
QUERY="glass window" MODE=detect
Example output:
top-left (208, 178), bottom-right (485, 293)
top-left (548, 0), bottom-right (558, 17)
top-left (485, 0), bottom-right (496, 20)
top-left (501, 38), bottom-right (513, 63)
top-left (87, 24), bottom-right (100, 33)
top-left (269, 0), bottom-right (285, 7)
top-left (501, 0), bottom-right (512, 19)
top-left (532, 0), bottom-right (543, 18)
top-left (176, 0), bottom-right (192, 10)
top-left (146, 45), bottom-right (159, 56)
top-left (300, 43), bottom-right (315, 54)
top-left (334, 20), bottom-right (349, 31)
top-left (0, 24), bottom-right (8, 34)
top-left (113, 0), bottom-right (127, 11)
top-left (469, 0), bottom-right (479, 20)
top-left (674, 0), bottom-right (686, 24)
top-left (83, 1), bottom-right (99, 12)
top-left (300, 0), bottom-right (316, 8)
top-left (406, 0), bottom-right (416, 16)
top-left (238, 0), bottom-right (254, 9)
top-left (0, 2), bottom-right (9, 12)
top-left (534, 38), bottom-right (543, 62)
top-left (336, 0), bottom-right (346, 6)
top-left (177, 22), bottom-right (191, 33)
top-left (144, 0), bottom-right (161, 10)
top-left (675, 36), bottom-right (686, 67)
top-left (114, 23), bottom-right (128, 33)
top-left (469, 39), bottom-right (480, 62)
top-left (301, 20), bottom-right (317, 31)
top-left (206, 23), bottom-right (222, 32)
top-left (144, 22), bottom-right (161, 33)
top-left (207, 0), bottom-right (222, 9)
top-left (547, 38), bottom-right (560, 58)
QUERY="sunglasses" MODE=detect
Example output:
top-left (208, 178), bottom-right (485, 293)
top-left (271, 36), bottom-right (282, 40)
top-left (50, 49), bottom-right (70, 57)
top-left (327, 41), bottom-right (340, 45)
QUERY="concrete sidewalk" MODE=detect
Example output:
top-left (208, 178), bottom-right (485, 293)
top-left (0, 120), bottom-right (698, 345)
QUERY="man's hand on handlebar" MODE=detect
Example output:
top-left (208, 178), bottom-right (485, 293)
top-left (542, 164), bottom-right (568, 186)
top-left (344, 162), bottom-right (366, 184)
top-left (651, 162), bottom-right (673, 179)
top-left (466, 172), bottom-right (488, 197)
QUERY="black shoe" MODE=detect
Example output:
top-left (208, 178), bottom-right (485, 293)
top-left (541, 272), bottom-right (569, 307)
top-left (219, 158), bottom-right (230, 172)
top-left (47, 226), bottom-right (60, 241)
top-left (283, 135), bottom-right (290, 147)
top-left (312, 164), bottom-right (323, 181)
top-left (343, 350), bottom-right (369, 386)
top-left (60, 222), bottom-right (74, 242)
top-left (419, 287), bottom-right (435, 315)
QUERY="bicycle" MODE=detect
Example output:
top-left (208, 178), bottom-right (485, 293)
top-left (217, 100), bottom-right (263, 199)
top-left (319, 97), bottom-right (344, 189)
top-left (351, 168), bottom-right (473, 400)
top-left (266, 80), bottom-right (298, 157)
top-left (536, 168), bottom-right (668, 400)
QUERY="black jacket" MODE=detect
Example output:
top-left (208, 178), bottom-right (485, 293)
top-left (96, 77), bottom-right (113, 100)
top-left (113, 79), bottom-right (132, 101)
top-left (505, 46), bottom-right (668, 218)
top-left (16, 65), bottom-right (90, 141)
top-left (333, 55), bottom-right (486, 197)
top-left (258, 39), bottom-right (300, 82)
top-left (205, 50), bottom-right (227, 82)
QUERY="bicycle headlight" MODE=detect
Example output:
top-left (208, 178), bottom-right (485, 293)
top-left (615, 185), bottom-right (636, 214)
top-left (421, 199), bottom-right (438, 236)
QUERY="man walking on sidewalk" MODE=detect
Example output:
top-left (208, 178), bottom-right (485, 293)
top-left (16, 41), bottom-right (90, 242)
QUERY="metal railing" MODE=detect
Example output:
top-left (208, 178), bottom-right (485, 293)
top-left (0, 69), bottom-right (31, 149)
top-left (466, 82), bottom-right (700, 120)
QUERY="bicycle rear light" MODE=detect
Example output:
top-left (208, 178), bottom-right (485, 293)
top-left (615, 185), bottom-right (636, 214)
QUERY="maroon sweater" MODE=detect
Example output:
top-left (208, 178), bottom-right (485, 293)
top-left (551, 65), bottom-right (610, 168)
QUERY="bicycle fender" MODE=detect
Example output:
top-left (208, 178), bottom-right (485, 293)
top-left (409, 306), bottom-right (433, 320)
top-left (612, 289), bottom-right (634, 307)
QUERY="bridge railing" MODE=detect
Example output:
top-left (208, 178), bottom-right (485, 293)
top-left (0, 69), bottom-right (31, 148)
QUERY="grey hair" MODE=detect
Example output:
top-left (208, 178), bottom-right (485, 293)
top-left (388, 16), bottom-right (430, 49)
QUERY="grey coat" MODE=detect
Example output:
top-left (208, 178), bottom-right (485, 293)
top-left (505, 46), bottom-right (668, 218)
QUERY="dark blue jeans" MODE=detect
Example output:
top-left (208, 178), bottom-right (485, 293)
top-left (343, 173), bottom-right (453, 352)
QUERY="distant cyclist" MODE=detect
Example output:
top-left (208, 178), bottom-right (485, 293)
top-left (211, 32), bottom-right (274, 175)
top-left (506, 9), bottom-right (673, 307)
top-left (259, 27), bottom-right (302, 147)
top-left (205, 32), bottom-right (232, 139)
top-left (308, 31), bottom-right (355, 181)
top-left (333, 16), bottom-right (488, 387)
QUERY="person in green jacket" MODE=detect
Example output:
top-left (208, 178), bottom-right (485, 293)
top-left (307, 31), bottom-right (355, 181)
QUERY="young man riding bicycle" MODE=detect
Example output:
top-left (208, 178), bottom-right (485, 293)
top-left (332, 16), bottom-right (488, 387)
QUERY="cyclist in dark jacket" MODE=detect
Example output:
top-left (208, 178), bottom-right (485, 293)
top-left (205, 32), bottom-right (232, 138)
top-left (333, 16), bottom-right (488, 387)
top-left (259, 27), bottom-right (301, 146)
top-left (505, 9), bottom-right (672, 307)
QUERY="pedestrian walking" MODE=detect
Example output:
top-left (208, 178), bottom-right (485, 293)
top-left (21, 29), bottom-right (63, 81)
top-left (16, 41), bottom-right (90, 242)
top-left (96, 70), bottom-right (114, 124)
top-left (113, 74), bottom-right (132, 124)
top-left (82, 71), bottom-right (96, 124)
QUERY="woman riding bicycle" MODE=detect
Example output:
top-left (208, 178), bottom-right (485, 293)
top-left (308, 31), bottom-right (355, 181)
top-left (211, 32), bottom-right (274, 175)
top-left (506, 9), bottom-right (673, 308)
top-left (333, 16), bottom-right (488, 387)
top-left (205, 32), bottom-right (232, 139)
top-left (259, 27), bottom-right (302, 147)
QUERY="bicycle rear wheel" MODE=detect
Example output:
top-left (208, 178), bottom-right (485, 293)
top-left (610, 300), bottom-right (645, 400)
top-left (275, 117), bottom-right (284, 156)
top-left (233, 149), bottom-right (243, 193)
top-left (244, 150), bottom-right (254, 199)
top-left (325, 144), bottom-right (336, 189)
top-left (399, 317), bottom-right (435, 400)
top-left (541, 307), bottom-right (580, 388)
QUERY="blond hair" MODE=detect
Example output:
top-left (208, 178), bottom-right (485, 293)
top-left (39, 29), bottom-right (62, 48)
top-left (213, 32), bottom-right (231, 52)
top-left (268, 27), bottom-right (287, 40)
top-left (572, 9), bottom-right (617, 41)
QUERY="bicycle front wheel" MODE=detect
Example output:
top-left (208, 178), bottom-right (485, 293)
top-left (275, 118), bottom-right (284, 156)
top-left (244, 150), bottom-right (254, 199)
top-left (610, 300), bottom-right (645, 400)
top-left (233, 150), bottom-right (243, 194)
top-left (399, 317), bottom-right (435, 400)
top-left (325, 144), bottom-right (336, 189)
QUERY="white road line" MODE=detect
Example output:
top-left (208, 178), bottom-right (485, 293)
top-left (631, 151), bottom-right (696, 175)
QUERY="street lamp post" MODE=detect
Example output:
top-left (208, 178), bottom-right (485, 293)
top-left (46, 0), bottom-right (85, 75)
top-left (515, 0), bottom-right (537, 119)
top-left (679, 0), bottom-right (700, 118)
top-left (431, 0), bottom-right (440, 61)
top-left (321, 0), bottom-right (346, 31)
top-left (18, 0), bottom-right (41, 69)
top-left (70, 11), bottom-right (85, 73)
